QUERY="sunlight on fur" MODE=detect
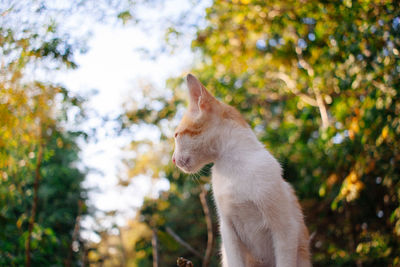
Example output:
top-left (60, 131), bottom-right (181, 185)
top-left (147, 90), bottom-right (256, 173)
top-left (172, 74), bottom-right (311, 267)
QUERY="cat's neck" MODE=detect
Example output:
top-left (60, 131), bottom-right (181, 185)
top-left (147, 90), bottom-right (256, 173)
top-left (213, 124), bottom-right (266, 172)
top-left (212, 123), bottom-right (282, 182)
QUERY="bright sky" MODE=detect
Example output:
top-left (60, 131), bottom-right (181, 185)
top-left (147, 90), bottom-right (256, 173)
top-left (56, 15), bottom-right (195, 240)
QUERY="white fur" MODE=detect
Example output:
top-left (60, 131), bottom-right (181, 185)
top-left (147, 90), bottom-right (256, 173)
top-left (173, 74), bottom-right (311, 267)
top-left (211, 121), bottom-right (310, 267)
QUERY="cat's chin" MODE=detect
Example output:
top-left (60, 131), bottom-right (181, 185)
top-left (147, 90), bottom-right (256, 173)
top-left (178, 165), bottom-right (202, 174)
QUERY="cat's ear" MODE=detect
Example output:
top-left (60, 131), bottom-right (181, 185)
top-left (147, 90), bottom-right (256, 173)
top-left (186, 74), bottom-right (214, 114)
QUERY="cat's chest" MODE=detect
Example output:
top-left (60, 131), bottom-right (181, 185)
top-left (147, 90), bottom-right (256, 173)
top-left (211, 171), bottom-right (254, 209)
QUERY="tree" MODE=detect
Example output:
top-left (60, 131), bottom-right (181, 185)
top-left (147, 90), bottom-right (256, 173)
top-left (0, 2), bottom-right (90, 266)
top-left (0, 83), bottom-right (89, 266)
top-left (121, 1), bottom-right (400, 266)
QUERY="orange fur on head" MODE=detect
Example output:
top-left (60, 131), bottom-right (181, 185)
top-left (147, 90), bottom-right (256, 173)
top-left (175, 74), bottom-right (248, 138)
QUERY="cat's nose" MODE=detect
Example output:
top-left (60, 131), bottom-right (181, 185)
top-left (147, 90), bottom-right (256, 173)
top-left (172, 154), bottom-right (176, 164)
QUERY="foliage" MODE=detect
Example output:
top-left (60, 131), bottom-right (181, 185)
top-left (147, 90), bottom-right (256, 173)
top-left (0, 3), bottom-right (90, 266)
top-left (0, 82), bottom-right (88, 266)
top-left (3, 0), bottom-right (399, 266)
top-left (85, 218), bottom-right (152, 266)
top-left (135, 166), bottom-right (218, 266)
top-left (0, 126), bottom-right (88, 266)
top-left (120, 0), bottom-right (400, 266)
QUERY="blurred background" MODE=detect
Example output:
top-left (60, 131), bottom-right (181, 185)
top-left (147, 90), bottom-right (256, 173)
top-left (1, 0), bottom-right (399, 266)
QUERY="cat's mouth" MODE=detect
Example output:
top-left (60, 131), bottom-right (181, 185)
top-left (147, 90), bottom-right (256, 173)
top-left (175, 157), bottom-right (201, 174)
top-left (176, 161), bottom-right (194, 173)
top-left (178, 165), bottom-right (192, 173)
top-left (178, 165), bottom-right (201, 174)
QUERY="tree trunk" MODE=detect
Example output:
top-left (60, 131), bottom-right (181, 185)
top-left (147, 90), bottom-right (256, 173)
top-left (152, 227), bottom-right (159, 267)
top-left (25, 139), bottom-right (44, 267)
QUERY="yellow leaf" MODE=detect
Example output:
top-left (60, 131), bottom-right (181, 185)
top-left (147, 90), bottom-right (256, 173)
top-left (381, 125), bottom-right (389, 140)
top-left (56, 137), bottom-right (63, 148)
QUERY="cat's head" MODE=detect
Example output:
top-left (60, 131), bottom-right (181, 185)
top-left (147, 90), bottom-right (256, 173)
top-left (172, 74), bottom-right (247, 173)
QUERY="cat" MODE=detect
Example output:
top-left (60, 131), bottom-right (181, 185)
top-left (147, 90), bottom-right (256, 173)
top-left (172, 74), bottom-right (311, 267)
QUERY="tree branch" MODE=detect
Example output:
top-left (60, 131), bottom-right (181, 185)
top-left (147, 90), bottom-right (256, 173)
top-left (199, 187), bottom-right (214, 267)
top-left (271, 67), bottom-right (330, 129)
top-left (166, 227), bottom-right (203, 259)
top-left (313, 87), bottom-right (329, 129)
top-left (270, 72), bottom-right (318, 107)
top-left (295, 55), bottom-right (330, 129)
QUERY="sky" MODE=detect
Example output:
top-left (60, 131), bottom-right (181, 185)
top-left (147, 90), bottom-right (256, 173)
top-left (54, 7), bottom-right (200, 240)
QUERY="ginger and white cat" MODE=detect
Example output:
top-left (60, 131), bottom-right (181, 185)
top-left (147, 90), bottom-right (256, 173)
top-left (172, 74), bottom-right (311, 267)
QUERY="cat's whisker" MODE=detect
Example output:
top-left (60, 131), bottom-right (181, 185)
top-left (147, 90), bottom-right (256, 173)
top-left (189, 173), bottom-right (201, 185)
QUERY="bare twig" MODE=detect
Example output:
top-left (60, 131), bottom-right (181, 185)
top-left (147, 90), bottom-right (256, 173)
top-left (166, 227), bottom-right (202, 258)
top-left (199, 187), bottom-right (214, 267)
